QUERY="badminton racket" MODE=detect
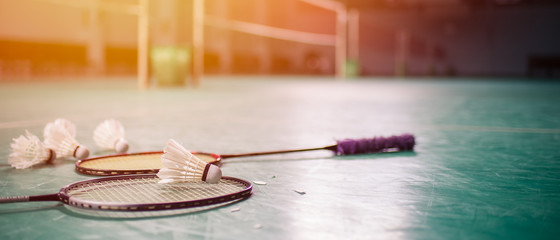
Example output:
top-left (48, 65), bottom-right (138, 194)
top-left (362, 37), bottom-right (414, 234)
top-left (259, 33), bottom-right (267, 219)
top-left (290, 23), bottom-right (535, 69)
top-left (0, 174), bottom-right (252, 211)
top-left (75, 134), bottom-right (415, 176)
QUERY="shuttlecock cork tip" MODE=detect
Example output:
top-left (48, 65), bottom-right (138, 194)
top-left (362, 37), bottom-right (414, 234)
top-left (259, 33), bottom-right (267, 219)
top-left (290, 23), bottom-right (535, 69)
top-left (74, 146), bottom-right (90, 160)
top-left (46, 149), bottom-right (57, 164)
top-left (115, 138), bottom-right (129, 153)
top-left (202, 164), bottom-right (222, 184)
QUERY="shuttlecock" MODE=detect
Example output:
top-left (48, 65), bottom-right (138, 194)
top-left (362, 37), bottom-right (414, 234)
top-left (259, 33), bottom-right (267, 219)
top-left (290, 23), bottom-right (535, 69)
top-left (44, 118), bottom-right (76, 138)
top-left (44, 118), bottom-right (89, 160)
top-left (93, 119), bottom-right (129, 153)
top-left (157, 139), bottom-right (222, 184)
top-left (9, 130), bottom-right (56, 169)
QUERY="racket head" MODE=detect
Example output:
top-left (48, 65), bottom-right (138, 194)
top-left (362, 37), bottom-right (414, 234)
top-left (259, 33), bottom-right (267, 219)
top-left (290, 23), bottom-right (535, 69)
top-left (57, 174), bottom-right (251, 211)
top-left (75, 151), bottom-right (223, 176)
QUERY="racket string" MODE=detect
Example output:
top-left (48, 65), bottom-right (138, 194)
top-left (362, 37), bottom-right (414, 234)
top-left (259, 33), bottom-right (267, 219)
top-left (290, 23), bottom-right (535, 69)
top-left (79, 153), bottom-right (162, 171)
top-left (77, 153), bottom-right (218, 175)
top-left (66, 177), bottom-right (248, 205)
top-left (70, 177), bottom-right (156, 203)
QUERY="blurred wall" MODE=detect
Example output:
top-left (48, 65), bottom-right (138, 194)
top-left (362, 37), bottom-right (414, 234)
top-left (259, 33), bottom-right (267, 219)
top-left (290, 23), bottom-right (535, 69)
top-left (0, 0), bottom-right (138, 77)
top-left (357, 2), bottom-right (560, 77)
top-left (1, 0), bottom-right (559, 78)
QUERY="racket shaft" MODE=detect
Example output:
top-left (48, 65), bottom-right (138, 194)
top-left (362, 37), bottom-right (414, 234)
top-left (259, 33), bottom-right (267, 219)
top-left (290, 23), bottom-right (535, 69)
top-left (0, 193), bottom-right (59, 203)
top-left (220, 134), bottom-right (414, 158)
top-left (221, 145), bottom-right (336, 158)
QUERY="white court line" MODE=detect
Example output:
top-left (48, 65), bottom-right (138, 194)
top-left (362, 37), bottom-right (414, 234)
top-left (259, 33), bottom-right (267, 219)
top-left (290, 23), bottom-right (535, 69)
top-left (2, 116), bottom-right (559, 134)
top-left (421, 124), bottom-right (560, 134)
top-left (0, 111), bottom-right (149, 130)
top-left (0, 118), bottom-right (58, 130)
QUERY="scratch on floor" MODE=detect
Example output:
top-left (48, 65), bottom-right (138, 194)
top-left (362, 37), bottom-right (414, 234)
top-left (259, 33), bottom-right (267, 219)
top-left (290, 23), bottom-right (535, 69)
top-left (28, 179), bottom-right (56, 189)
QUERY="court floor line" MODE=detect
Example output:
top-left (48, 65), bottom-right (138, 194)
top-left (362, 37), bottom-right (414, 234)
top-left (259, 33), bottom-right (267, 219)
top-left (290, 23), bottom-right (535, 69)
top-left (0, 118), bottom-right (59, 130)
top-left (423, 124), bottom-right (560, 134)
top-left (1, 117), bottom-right (559, 134)
top-left (0, 110), bottom-right (150, 130)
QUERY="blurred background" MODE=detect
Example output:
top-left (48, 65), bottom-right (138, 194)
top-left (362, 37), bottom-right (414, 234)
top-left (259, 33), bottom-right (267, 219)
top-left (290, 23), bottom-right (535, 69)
top-left (0, 0), bottom-right (559, 85)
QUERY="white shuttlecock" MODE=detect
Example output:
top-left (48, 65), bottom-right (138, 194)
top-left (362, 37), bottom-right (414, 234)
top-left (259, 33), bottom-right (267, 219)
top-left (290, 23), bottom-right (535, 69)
top-left (9, 130), bottom-right (57, 169)
top-left (44, 118), bottom-right (76, 139)
top-left (44, 118), bottom-right (89, 160)
top-left (93, 119), bottom-right (129, 153)
top-left (157, 139), bottom-right (222, 184)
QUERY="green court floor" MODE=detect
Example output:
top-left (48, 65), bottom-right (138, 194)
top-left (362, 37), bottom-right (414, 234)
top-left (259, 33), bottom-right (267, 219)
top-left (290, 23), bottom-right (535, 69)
top-left (1, 76), bottom-right (559, 239)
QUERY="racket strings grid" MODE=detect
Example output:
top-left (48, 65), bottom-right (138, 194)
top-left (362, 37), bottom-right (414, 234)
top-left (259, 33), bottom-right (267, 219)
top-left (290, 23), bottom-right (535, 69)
top-left (75, 152), bottom-right (219, 176)
top-left (60, 175), bottom-right (251, 211)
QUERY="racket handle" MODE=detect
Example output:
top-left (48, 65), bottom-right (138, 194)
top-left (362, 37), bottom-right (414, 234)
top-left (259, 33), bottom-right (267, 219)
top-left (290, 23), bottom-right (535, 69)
top-left (0, 194), bottom-right (59, 203)
top-left (0, 196), bottom-right (29, 203)
top-left (335, 134), bottom-right (415, 155)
